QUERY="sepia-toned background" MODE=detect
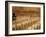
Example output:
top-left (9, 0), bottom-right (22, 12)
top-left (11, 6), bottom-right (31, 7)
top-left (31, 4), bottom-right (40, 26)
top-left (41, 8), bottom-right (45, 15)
top-left (12, 6), bottom-right (41, 30)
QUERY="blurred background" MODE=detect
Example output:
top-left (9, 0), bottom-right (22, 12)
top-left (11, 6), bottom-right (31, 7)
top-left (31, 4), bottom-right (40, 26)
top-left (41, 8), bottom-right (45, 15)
top-left (12, 7), bottom-right (40, 30)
